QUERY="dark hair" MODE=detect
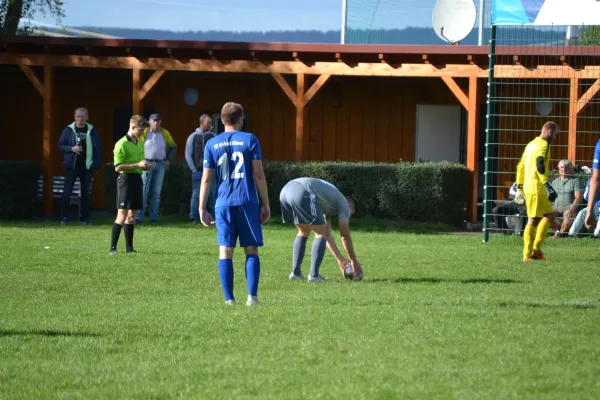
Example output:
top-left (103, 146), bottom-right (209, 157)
top-left (345, 196), bottom-right (357, 216)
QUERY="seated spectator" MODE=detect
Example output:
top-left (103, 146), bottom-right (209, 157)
top-left (550, 160), bottom-right (584, 238)
top-left (568, 178), bottom-right (600, 238)
top-left (492, 182), bottom-right (527, 234)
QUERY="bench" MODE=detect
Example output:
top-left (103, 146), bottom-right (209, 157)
top-left (37, 176), bottom-right (94, 217)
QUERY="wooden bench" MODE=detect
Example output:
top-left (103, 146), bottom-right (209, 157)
top-left (37, 176), bottom-right (94, 217)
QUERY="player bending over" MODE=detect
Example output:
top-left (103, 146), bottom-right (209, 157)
top-left (279, 177), bottom-right (363, 282)
top-left (514, 121), bottom-right (560, 262)
top-left (199, 102), bottom-right (270, 306)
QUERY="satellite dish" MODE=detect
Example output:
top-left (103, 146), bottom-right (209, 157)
top-left (184, 88), bottom-right (199, 106)
top-left (432, 0), bottom-right (477, 45)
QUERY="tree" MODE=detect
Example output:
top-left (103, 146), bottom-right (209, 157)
top-left (0, 0), bottom-right (64, 36)
top-left (578, 26), bottom-right (600, 46)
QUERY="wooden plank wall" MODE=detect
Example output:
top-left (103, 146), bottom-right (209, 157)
top-left (0, 65), bottom-right (463, 210)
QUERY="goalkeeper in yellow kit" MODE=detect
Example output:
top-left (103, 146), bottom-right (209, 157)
top-left (513, 121), bottom-right (560, 261)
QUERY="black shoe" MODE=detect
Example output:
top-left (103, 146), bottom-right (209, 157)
top-left (109, 248), bottom-right (117, 255)
top-left (190, 218), bottom-right (197, 223)
top-left (126, 249), bottom-right (137, 254)
top-left (150, 220), bottom-right (157, 226)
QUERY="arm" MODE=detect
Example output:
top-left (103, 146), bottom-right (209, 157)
top-left (199, 168), bottom-right (214, 211)
top-left (115, 163), bottom-right (146, 173)
top-left (57, 128), bottom-right (75, 153)
top-left (324, 217), bottom-right (350, 273)
top-left (184, 134), bottom-right (197, 173)
top-left (163, 129), bottom-right (177, 161)
top-left (515, 154), bottom-right (525, 187)
top-left (252, 159), bottom-right (270, 223)
top-left (338, 219), bottom-right (358, 264)
top-left (585, 169), bottom-right (600, 228)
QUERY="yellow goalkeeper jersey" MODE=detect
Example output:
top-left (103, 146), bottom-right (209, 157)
top-left (516, 136), bottom-right (551, 195)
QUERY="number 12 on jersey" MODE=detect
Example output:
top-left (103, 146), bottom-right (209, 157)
top-left (218, 152), bottom-right (245, 180)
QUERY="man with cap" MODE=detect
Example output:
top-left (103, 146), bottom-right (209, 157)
top-left (136, 113), bottom-right (177, 225)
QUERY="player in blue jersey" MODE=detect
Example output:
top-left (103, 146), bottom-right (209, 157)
top-left (585, 138), bottom-right (600, 230)
top-left (199, 102), bottom-right (270, 306)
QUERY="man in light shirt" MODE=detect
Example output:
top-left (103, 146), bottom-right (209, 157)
top-left (136, 113), bottom-right (177, 225)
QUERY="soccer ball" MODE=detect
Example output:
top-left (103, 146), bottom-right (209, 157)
top-left (344, 264), bottom-right (364, 281)
top-left (344, 264), bottom-right (354, 280)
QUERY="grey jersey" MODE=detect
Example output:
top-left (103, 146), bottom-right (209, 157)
top-left (290, 177), bottom-right (351, 220)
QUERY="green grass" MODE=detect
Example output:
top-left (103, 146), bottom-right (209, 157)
top-left (1, 217), bottom-right (599, 399)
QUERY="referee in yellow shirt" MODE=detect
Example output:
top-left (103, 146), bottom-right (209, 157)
top-left (110, 115), bottom-right (152, 255)
top-left (513, 121), bottom-right (560, 261)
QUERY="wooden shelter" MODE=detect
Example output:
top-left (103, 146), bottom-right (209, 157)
top-left (0, 36), bottom-right (596, 222)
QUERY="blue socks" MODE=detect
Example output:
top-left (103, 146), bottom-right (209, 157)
top-left (245, 255), bottom-right (261, 297)
top-left (310, 237), bottom-right (327, 278)
top-left (218, 256), bottom-right (261, 300)
top-left (218, 259), bottom-right (234, 301)
top-left (292, 236), bottom-right (308, 276)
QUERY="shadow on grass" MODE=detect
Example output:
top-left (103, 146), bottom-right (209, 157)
top-left (0, 329), bottom-right (101, 337)
top-left (498, 301), bottom-right (600, 310)
top-left (367, 277), bottom-right (526, 284)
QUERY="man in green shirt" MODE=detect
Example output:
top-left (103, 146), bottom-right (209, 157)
top-left (110, 115), bottom-right (152, 254)
top-left (550, 159), bottom-right (584, 238)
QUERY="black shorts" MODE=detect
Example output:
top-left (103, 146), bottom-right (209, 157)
top-left (116, 173), bottom-right (143, 210)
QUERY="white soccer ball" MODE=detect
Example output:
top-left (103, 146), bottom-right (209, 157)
top-left (344, 264), bottom-right (354, 280)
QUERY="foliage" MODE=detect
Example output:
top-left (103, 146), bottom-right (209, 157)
top-left (103, 161), bottom-right (469, 226)
top-left (578, 26), bottom-right (600, 46)
top-left (0, 0), bottom-right (64, 36)
top-left (0, 161), bottom-right (41, 219)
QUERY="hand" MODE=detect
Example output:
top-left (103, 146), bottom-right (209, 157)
top-left (351, 260), bottom-right (363, 280)
top-left (585, 211), bottom-right (597, 230)
top-left (138, 160), bottom-right (151, 171)
top-left (338, 258), bottom-right (351, 275)
top-left (563, 209), bottom-right (573, 220)
top-left (200, 209), bottom-right (214, 226)
top-left (71, 146), bottom-right (82, 153)
top-left (260, 204), bottom-right (270, 224)
top-left (514, 189), bottom-right (525, 205)
top-left (545, 182), bottom-right (557, 202)
top-left (165, 160), bottom-right (171, 170)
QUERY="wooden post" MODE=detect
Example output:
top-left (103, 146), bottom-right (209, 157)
top-left (43, 65), bottom-right (54, 217)
top-left (466, 76), bottom-right (480, 223)
top-left (568, 77), bottom-right (579, 164)
top-left (133, 68), bottom-right (141, 116)
top-left (295, 74), bottom-right (305, 161)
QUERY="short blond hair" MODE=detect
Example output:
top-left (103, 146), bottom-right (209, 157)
top-left (221, 102), bottom-right (244, 126)
top-left (130, 115), bottom-right (148, 128)
top-left (543, 121), bottom-right (559, 134)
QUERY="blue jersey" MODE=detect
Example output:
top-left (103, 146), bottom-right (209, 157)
top-left (593, 139), bottom-right (600, 170)
top-left (203, 130), bottom-right (262, 207)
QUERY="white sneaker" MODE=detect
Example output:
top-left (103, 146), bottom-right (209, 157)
top-left (225, 299), bottom-right (236, 306)
top-left (246, 296), bottom-right (260, 306)
top-left (289, 272), bottom-right (305, 280)
top-left (308, 275), bottom-right (326, 283)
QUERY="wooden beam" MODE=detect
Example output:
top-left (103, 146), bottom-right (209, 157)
top-left (43, 65), bottom-right (54, 217)
top-left (133, 68), bottom-right (141, 116)
top-left (270, 73), bottom-right (296, 106)
top-left (304, 74), bottom-right (330, 105)
top-left (139, 69), bottom-right (165, 100)
top-left (494, 65), bottom-right (600, 79)
top-left (296, 73), bottom-right (305, 161)
top-left (466, 76), bottom-right (480, 223)
top-left (568, 77), bottom-right (579, 163)
top-left (0, 53), bottom-right (488, 78)
top-left (441, 76), bottom-right (469, 109)
top-left (576, 78), bottom-right (600, 114)
top-left (19, 65), bottom-right (44, 96)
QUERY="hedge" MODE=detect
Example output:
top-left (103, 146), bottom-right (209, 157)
top-left (0, 161), bottom-right (41, 219)
top-left (102, 161), bottom-right (469, 225)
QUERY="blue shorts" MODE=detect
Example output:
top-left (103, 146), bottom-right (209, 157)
top-left (215, 204), bottom-right (264, 247)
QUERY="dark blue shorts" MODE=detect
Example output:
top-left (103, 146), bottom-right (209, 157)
top-left (215, 204), bottom-right (264, 247)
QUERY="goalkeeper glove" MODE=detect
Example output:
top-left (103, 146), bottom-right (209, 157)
top-left (514, 184), bottom-right (525, 205)
top-left (545, 182), bottom-right (557, 202)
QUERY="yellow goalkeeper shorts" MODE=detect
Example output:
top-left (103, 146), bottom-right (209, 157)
top-left (525, 193), bottom-right (553, 219)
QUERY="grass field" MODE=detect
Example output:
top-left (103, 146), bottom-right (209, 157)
top-left (1, 217), bottom-right (599, 399)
